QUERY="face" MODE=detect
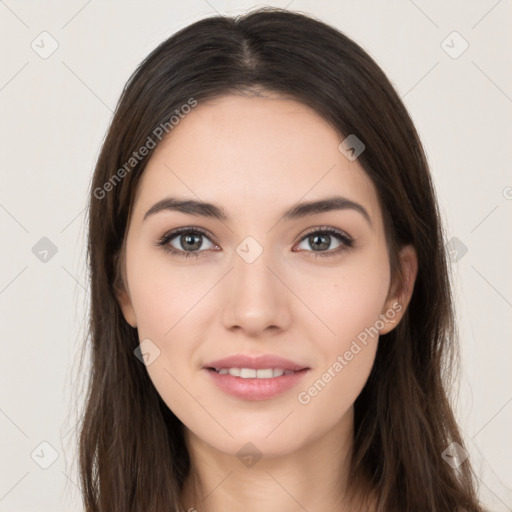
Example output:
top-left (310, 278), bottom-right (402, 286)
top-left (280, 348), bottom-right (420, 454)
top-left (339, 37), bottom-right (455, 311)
top-left (117, 93), bottom-right (416, 458)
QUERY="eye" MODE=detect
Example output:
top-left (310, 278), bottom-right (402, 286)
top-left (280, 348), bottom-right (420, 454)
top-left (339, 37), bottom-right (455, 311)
top-left (294, 227), bottom-right (353, 258)
top-left (156, 225), bottom-right (354, 259)
top-left (156, 227), bottom-right (218, 259)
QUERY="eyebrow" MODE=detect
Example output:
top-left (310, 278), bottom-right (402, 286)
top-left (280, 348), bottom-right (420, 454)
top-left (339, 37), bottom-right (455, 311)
top-left (143, 195), bottom-right (373, 227)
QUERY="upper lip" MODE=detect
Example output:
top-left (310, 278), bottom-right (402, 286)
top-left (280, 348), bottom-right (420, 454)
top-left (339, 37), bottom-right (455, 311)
top-left (203, 354), bottom-right (308, 371)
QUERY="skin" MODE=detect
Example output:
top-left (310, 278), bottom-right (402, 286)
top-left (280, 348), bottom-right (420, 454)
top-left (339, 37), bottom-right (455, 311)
top-left (116, 93), bottom-right (418, 512)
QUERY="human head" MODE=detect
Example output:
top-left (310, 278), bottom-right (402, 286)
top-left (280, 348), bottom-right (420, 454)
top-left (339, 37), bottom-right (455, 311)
top-left (80, 8), bottom-right (483, 511)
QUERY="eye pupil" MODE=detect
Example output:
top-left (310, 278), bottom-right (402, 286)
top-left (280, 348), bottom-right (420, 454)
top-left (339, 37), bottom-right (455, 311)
top-left (310, 234), bottom-right (330, 251)
top-left (182, 233), bottom-right (202, 250)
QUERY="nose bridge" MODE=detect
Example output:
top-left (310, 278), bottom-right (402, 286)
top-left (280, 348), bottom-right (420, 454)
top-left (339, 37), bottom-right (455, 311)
top-left (233, 236), bottom-right (273, 297)
top-left (232, 234), bottom-right (278, 301)
top-left (221, 234), bottom-right (289, 334)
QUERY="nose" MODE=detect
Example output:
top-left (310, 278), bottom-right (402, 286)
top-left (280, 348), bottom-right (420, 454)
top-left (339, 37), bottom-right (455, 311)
top-left (220, 243), bottom-right (292, 337)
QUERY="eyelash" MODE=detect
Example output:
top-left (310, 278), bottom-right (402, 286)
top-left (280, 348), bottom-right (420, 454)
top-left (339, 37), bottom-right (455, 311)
top-left (155, 226), bottom-right (354, 260)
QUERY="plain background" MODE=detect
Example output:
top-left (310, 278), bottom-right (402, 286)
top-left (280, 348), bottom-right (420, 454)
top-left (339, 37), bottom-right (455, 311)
top-left (0, 1), bottom-right (511, 510)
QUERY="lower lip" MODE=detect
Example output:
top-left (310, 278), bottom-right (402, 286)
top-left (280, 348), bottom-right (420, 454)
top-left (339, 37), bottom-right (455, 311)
top-left (204, 368), bottom-right (310, 400)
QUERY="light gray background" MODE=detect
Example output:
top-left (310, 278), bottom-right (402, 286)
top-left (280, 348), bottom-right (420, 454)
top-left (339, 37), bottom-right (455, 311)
top-left (1, 1), bottom-right (511, 510)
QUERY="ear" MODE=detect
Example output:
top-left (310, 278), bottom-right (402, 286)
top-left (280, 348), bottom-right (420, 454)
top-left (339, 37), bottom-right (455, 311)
top-left (116, 285), bottom-right (137, 328)
top-left (114, 247), bottom-right (137, 328)
top-left (379, 244), bottom-right (418, 335)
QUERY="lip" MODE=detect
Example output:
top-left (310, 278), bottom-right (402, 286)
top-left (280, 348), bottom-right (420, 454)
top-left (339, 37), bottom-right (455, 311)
top-left (204, 354), bottom-right (308, 372)
top-left (203, 354), bottom-right (310, 401)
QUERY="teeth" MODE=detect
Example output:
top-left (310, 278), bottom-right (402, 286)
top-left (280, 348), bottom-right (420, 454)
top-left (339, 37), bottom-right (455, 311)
top-left (240, 368), bottom-right (256, 378)
top-left (215, 368), bottom-right (294, 379)
top-left (256, 369), bottom-right (273, 378)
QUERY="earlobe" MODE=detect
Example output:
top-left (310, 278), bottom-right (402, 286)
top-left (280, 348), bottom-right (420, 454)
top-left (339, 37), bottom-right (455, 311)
top-left (379, 244), bottom-right (418, 335)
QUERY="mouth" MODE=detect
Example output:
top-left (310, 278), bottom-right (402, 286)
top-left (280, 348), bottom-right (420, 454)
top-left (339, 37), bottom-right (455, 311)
top-left (206, 367), bottom-right (305, 378)
top-left (202, 354), bottom-right (310, 400)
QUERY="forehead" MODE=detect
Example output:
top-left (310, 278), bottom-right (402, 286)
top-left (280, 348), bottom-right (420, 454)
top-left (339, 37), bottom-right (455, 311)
top-left (131, 94), bottom-right (382, 228)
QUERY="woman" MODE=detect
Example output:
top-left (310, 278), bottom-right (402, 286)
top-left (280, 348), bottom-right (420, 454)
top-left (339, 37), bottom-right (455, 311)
top-left (79, 7), bottom-right (485, 511)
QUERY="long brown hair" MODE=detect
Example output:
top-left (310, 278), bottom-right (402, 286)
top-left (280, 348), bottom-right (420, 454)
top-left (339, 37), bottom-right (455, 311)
top-left (76, 7), bottom-right (485, 511)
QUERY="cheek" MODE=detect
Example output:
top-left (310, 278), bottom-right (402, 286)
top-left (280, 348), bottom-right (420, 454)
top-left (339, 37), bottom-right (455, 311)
top-left (126, 250), bottom-right (204, 426)
top-left (293, 251), bottom-right (389, 407)
top-left (127, 245), bottom-right (207, 340)
top-left (297, 247), bottom-right (390, 346)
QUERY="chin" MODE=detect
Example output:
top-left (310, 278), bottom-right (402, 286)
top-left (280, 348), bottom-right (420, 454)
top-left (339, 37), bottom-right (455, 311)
top-left (191, 419), bottom-right (314, 461)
